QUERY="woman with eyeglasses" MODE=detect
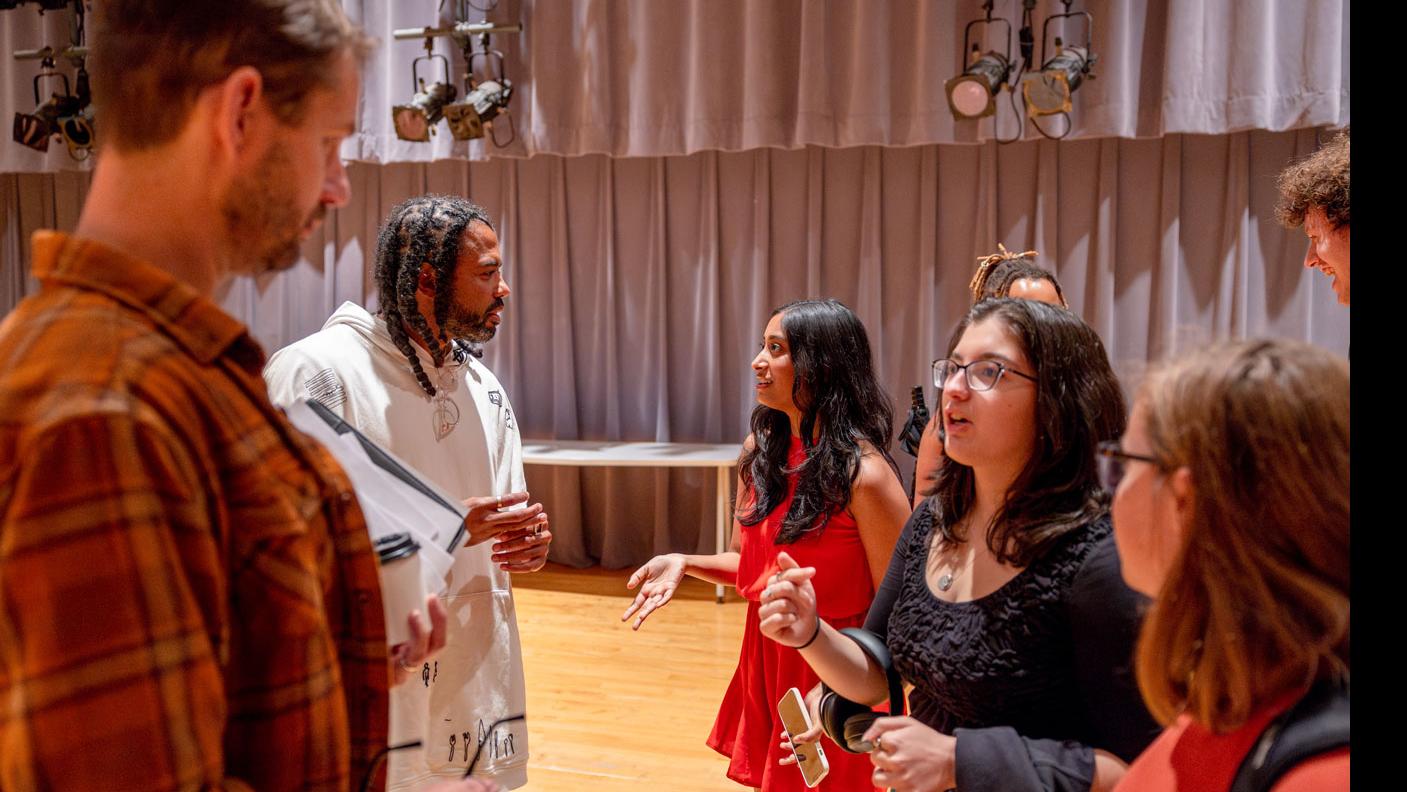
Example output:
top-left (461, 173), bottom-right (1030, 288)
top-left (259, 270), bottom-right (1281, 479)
top-left (1103, 339), bottom-right (1348, 791)
top-left (623, 299), bottom-right (912, 791)
top-left (911, 245), bottom-right (1067, 507)
top-left (760, 298), bottom-right (1158, 792)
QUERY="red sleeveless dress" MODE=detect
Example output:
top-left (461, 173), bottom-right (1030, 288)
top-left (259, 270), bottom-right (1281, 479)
top-left (707, 437), bottom-right (882, 791)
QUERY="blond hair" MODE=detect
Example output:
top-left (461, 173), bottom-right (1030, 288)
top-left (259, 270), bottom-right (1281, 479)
top-left (1133, 339), bottom-right (1349, 732)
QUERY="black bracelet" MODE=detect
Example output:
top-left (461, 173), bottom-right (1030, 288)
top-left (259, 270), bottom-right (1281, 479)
top-left (797, 619), bottom-right (822, 650)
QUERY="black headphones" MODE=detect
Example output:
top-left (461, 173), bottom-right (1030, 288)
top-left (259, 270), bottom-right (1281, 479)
top-left (817, 627), bottom-right (906, 753)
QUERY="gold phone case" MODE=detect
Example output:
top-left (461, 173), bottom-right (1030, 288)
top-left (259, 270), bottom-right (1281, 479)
top-left (778, 687), bottom-right (830, 787)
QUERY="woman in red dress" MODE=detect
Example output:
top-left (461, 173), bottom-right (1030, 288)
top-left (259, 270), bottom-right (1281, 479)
top-left (1104, 339), bottom-right (1349, 791)
top-left (623, 299), bottom-right (911, 791)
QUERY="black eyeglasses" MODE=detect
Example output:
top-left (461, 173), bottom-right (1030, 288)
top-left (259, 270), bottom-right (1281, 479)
top-left (1096, 441), bottom-right (1162, 491)
top-left (932, 358), bottom-right (1037, 391)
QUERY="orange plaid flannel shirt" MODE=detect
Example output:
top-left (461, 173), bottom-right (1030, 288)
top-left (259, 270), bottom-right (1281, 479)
top-left (0, 232), bottom-right (389, 790)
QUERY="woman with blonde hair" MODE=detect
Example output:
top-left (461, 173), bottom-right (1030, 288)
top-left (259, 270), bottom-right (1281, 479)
top-left (1103, 338), bottom-right (1349, 791)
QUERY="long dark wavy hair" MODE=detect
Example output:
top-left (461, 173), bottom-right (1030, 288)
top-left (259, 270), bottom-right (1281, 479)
top-left (930, 298), bottom-right (1125, 566)
top-left (373, 194), bottom-right (493, 397)
top-left (737, 299), bottom-right (900, 545)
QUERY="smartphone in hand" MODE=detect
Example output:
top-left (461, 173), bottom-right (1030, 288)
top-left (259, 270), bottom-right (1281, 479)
top-left (778, 686), bottom-right (829, 787)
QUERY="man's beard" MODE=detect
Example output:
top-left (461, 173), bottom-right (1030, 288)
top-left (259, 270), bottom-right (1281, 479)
top-left (442, 296), bottom-right (505, 344)
top-left (221, 145), bottom-right (322, 276)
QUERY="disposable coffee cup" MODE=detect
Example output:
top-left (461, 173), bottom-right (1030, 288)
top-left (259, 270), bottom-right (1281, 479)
top-left (375, 532), bottom-right (426, 647)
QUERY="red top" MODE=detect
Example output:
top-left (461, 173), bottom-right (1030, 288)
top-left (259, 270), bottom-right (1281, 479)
top-left (1115, 693), bottom-right (1349, 792)
top-left (733, 438), bottom-right (876, 618)
top-left (709, 436), bottom-right (881, 791)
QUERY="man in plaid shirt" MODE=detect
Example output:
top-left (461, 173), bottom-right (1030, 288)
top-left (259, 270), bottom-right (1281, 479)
top-left (0, 3), bottom-right (491, 791)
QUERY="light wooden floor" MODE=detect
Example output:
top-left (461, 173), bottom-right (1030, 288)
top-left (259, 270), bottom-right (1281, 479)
top-left (510, 564), bottom-right (751, 791)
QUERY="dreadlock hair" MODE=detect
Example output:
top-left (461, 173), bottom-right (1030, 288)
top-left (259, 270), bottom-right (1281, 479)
top-left (737, 299), bottom-right (901, 545)
top-left (373, 194), bottom-right (493, 397)
top-left (968, 244), bottom-right (1067, 306)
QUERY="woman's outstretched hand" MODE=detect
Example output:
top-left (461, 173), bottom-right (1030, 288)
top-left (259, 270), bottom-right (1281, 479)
top-left (622, 553), bottom-right (688, 630)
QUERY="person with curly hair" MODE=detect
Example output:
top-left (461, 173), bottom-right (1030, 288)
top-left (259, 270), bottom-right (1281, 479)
top-left (1276, 128), bottom-right (1350, 305)
top-left (266, 194), bottom-right (550, 790)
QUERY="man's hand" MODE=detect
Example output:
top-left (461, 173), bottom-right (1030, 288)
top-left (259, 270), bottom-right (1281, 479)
top-left (490, 522), bottom-right (552, 573)
top-left (460, 491), bottom-right (548, 546)
top-left (390, 594), bottom-right (448, 687)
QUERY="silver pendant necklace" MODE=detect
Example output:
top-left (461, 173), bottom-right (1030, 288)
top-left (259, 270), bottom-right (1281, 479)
top-left (431, 364), bottom-right (460, 441)
top-left (935, 535), bottom-right (969, 592)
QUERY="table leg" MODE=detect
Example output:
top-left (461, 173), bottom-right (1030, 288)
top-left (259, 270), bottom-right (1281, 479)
top-left (716, 465), bottom-right (729, 603)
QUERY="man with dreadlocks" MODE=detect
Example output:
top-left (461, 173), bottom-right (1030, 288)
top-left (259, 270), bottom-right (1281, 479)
top-left (265, 194), bottom-right (549, 790)
top-left (967, 243), bottom-right (1068, 308)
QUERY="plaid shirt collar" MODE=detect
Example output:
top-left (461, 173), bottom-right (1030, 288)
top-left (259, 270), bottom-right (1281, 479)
top-left (30, 230), bottom-right (256, 368)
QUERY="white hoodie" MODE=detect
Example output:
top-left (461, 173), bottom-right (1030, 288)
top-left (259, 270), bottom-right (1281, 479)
top-left (264, 301), bottom-right (529, 790)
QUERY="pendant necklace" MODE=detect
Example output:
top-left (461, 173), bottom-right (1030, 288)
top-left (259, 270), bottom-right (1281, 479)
top-left (935, 526), bottom-right (970, 592)
top-left (431, 362), bottom-right (461, 442)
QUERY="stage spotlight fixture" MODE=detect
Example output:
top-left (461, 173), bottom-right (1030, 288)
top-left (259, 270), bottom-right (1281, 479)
top-left (56, 61), bottom-right (94, 159)
top-left (1021, 43), bottom-right (1096, 117)
top-left (946, 50), bottom-right (1012, 119)
top-left (9, 4), bottom-right (94, 158)
top-left (12, 65), bottom-right (78, 153)
top-left (58, 106), bottom-right (93, 159)
top-left (392, 19), bottom-right (523, 147)
top-left (392, 48), bottom-right (456, 142)
top-left (946, 4), bottom-right (1014, 121)
top-left (443, 78), bottom-right (511, 140)
top-left (1021, 3), bottom-right (1096, 121)
top-left (392, 80), bottom-right (456, 141)
top-left (13, 110), bottom-right (55, 152)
